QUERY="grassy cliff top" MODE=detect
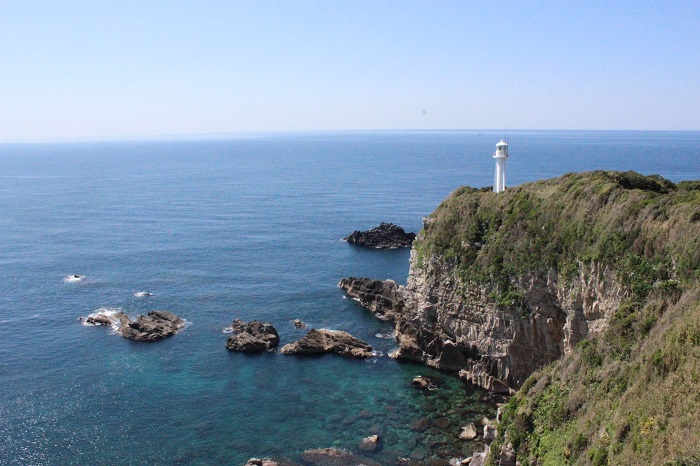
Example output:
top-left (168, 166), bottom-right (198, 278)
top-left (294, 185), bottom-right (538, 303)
top-left (416, 170), bottom-right (700, 295)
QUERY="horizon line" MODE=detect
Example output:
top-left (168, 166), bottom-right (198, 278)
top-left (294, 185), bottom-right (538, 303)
top-left (2, 128), bottom-right (699, 145)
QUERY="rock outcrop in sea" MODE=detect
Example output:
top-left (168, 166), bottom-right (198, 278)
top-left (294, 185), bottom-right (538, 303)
top-left (280, 329), bottom-right (373, 358)
top-left (338, 277), bottom-right (405, 321)
top-left (117, 310), bottom-right (185, 341)
top-left (82, 309), bottom-right (185, 341)
top-left (343, 222), bottom-right (416, 248)
top-left (243, 458), bottom-right (302, 466)
top-left (225, 319), bottom-right (280, 352)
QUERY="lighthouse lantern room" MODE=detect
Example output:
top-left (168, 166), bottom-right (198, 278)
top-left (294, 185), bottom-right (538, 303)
top-left (493, 140), bottom-right (509, 193)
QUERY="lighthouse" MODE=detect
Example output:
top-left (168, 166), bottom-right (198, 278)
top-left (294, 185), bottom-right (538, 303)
top-left (493, 140), bottom-right (508, 193)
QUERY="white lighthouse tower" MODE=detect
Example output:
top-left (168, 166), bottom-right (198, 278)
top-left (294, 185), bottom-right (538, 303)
top-left (493, 140), bottom-right (509, 193)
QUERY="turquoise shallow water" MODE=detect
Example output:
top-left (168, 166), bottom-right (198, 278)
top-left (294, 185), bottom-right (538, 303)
top-left (1, 130), bottom-right (699, 465)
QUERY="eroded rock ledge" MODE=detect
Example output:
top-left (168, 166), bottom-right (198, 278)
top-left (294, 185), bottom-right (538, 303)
top-left (343, 222), bottom-right (416, 249)
top-left (83, 309), bottom-right (186, 341)
top-left (226, 319), bottom-right (280, 352)
top-left (280, 329), bottom-right (373, 358)
top-left (338, 277), bottom-right (405, 321)
top-left (340, 261), bottom-right (621, 392)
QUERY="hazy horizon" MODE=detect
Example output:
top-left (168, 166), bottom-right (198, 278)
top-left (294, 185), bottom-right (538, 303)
top-left (2, 1), bottom-right (699, 142)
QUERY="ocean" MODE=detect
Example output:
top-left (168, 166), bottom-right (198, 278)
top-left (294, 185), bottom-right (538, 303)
top-left (1, 130), bottom-right (699, 465)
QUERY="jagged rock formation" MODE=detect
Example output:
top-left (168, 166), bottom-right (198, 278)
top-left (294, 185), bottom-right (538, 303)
top-left (343, 222), bottom-right (416, 248)
top-left (280, 329), bottom-right (373, 358)
top-left (338, 277), bottom-right (405, 321)
top-left (226, 319), bottom-right (280, 352)
top-left (117, 310), bottom-right (185, 341)
top-left (341, 171), bottom-right (700, 393)
top-left (83, 313), bottom-right (114, 326)
top-left (82, 309), bottom-right (185, 341)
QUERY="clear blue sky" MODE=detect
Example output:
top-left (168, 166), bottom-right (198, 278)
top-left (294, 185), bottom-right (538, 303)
top-left (1, 1), bottom-right (699, 141)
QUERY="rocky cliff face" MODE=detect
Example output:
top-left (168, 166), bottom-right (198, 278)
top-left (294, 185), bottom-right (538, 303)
top-left (390, 251), bottom-right (624, 392)
top-left (341, 171), bottom-right (700, 393)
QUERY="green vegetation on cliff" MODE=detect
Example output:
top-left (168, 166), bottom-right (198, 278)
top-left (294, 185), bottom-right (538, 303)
top-left (414, 171), bottom-right (700, 465)
top-left (416, 170), bottom-right (700, 302)
top-left (492, 285), bottom-right (700, 465)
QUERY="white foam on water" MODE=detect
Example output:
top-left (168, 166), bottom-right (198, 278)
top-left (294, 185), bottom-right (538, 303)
top-left (81, 307), bottom-right (122, 328)
top-left (375, 332), bottom-right (394, 339)
top-left (63, 274), bottom-right (84, 283)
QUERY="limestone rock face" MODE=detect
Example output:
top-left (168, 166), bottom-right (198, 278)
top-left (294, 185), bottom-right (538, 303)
top-left (226, 319), bottom-right (280, 352)
top-left (117, 310), bottom-right (185, 341)
top-left (338, 277), bottom-right (405, 321)
top-left (343, 223), bottom-right (416, 249)
top-left (280, 329), bottom-right (373, 358)
top-left (343, 247), bottom-right (623, 392)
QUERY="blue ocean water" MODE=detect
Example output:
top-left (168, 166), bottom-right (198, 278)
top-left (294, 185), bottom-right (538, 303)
top-left (1, 130), bottom-right (699, 465)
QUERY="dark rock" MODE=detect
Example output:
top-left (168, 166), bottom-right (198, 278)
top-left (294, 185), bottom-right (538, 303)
top-left (226, 319), bottom-right (280, 352)
top-left (280, 329), bottom-right (373, 358)
top-left (339, 277), bottom-right (405, 321)
top-left (301, 447), bottom-right (382, 466)
top-left (293, 319), bottom-right (306, 329)
top-left (476, 417), bottom-right (491, 427)
top-left (344, 223), bottom-right (416, 249)
top-left (411, 417), bottom-right (431, 432)
top-left (411, 375), bottom-right (436, 389)
top-left (359, 434), bottom-right (381, 452)
top-left (435, 340), bottom-right (470, 371)
top-left (117, 310), bottom-right (185, 341)
top-left (85, 314), bottom-right (116, 326)
top-left (434, 417), bottom-right (450, 429)
top-left (498, 443), bottom-right (516, 466)
top-left (243, 458), bottom-right (301, 466)
top-left (428, 439), bottom-right (448, 449)
top-left (469, 452), bottom-right (486, 466)
top-left (483, 425), bottom-right (496, 445)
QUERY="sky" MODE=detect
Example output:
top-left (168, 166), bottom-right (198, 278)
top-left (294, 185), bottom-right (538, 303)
top-left (1, 0), bottom-right (699, 141)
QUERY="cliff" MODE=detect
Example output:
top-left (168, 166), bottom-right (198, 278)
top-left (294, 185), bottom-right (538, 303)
top-left (492, 286), bottom-right (700, 465)
top-left (342, 171), bottom-right (700, 391)
top-left (340, 170), bottom-right (700, 464)
top-left (342, 170), bottom-right (700, 464)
